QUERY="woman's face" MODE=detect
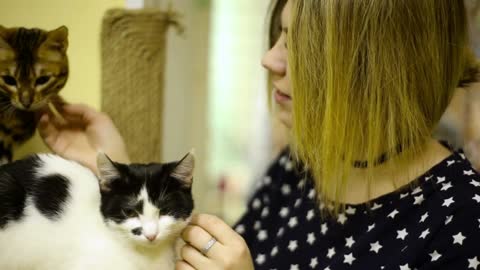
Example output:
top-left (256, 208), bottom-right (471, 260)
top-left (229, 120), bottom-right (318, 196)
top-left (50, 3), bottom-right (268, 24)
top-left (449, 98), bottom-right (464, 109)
top-left (262, 0), bottom-right (292, 129)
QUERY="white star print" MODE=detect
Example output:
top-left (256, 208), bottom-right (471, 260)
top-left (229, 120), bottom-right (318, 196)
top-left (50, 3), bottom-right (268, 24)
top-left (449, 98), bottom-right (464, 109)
top-left (397, 228), bottom-right (408, 240)
top-left (441, 182), bottom-right (453, 191)
top-left (294, 198), bottom-right (302, 208)
top-left (280, 207), bottom-right (289, 218)
top-left (430, 250), bottom-right (442, 262)
top-left (464, 170), bottom-right (475, 176)
top-left (442, 197), bottom-right (455, 207)
top-left (308, 189), bottom-right (316, 199)
top-left (306, 209), bottom-right (315, 221)
top-left (400, 192), bottom-right (409, 199)
top-left (285, 161), bottom-right (294, 171)
top-left (368, 224), bottom-right (376, 232)
top-left (261, 207), bottom-right (269, 217)
top-left (321, 223), bottom-right (328, 235)
top-left (324, 267), bottom-right (331, 270)
top-left (338, 213), bottom-right (348, 225)
top-left (346, 206), bottom-right (356, 215)
top-left (345, 236), bottom-right (355, 248)
top-left (445, 215), bottom-right (453, 225)
top-left (307, 232), bottom-right (316, 245)
top-left (263, 176), bottom-right (271, 185)
top-left (257, 230), bottom-right (268, 241)
top-left (297, 178), bottom-right (305, 189)
top-left (420, 212), bottom-right (429, 223)
top-left (327, 247), bottom-right (336, 259)
top-left (400, 264), bottom-right (411, 270)
top-left (414, 194), bottom-right (424, 205)
top-left (411, 186), bottom-right (422, 195)
top-left (453, 232), bottom-right (466, 245)
top-left (370, 241), bottom-right (382, 253)
top-left (310, 257), bottom-right (318, 268)
top-left (255, 254), bottom-right (266, 265)
top-left (252, 199), bottom-right (261, 209)
top-left (419, 228), bottom-right (430, 239)
top-left (471, 180), bottom-right (480, 187)
top-left (288, 240), bottom-right (298, 252)
top-left (254, 221), bottom-right (261, 230)
top-left (277, 227), bottom-right (285, 237)
top-left (460, 153), bottom-right (466, 159)
top-left (235, 224), bottom-right (245, 234)
top-left (319, 202), bottom-right (326, 210)
top-left (388, 209), bottom-right (400, 219)
top-left (469, 257), bottom-right (480, 269)
top-left (372, 202), bottom-right (383, 210)
top-left (426, 175), bottom-right (433, 181)
top-left (288, 217), bottom-right (298, 228)
top-left (447, 160), bottom-right (455, 166)
top-left (271, 246), bottom-right (278, 256)
top-left (344, 253), bottom-right (356, 265)
top-left (281, 184), bottom-right (291, 195)
top-left (279, 156), bottom-right (287, 165)
top-left (290, 264), bottom-right (299, 270)
top-left (473, 194), bottom-right (480, 203)
top-left (437, 176), bottom-right (446, 184)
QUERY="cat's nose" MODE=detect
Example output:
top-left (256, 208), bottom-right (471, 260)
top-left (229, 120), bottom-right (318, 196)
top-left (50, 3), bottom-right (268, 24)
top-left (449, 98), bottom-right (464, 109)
top-left (146, 234), bottom-right (157, 242)
top-left (19, 92), bottom-right (33, 108)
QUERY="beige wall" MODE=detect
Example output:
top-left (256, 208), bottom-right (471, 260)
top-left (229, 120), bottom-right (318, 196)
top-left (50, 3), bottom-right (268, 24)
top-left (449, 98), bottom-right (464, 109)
top-left (0, 0), bottom-right (124, 158)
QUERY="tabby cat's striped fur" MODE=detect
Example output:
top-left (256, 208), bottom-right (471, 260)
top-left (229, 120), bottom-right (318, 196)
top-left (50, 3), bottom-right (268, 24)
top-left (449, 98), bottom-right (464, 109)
top-left (0, 26), bottom-right (68, 164)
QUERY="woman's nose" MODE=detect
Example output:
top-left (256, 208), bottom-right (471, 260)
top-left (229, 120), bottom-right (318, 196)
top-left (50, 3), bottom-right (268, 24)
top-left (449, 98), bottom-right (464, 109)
top-left (262, 42), bottom-right (287, 76)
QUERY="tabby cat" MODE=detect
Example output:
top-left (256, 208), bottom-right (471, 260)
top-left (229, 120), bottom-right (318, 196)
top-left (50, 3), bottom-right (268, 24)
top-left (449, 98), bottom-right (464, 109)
top-left (0, 25), bottom-right (68, 164)
top-left (0, 151), bottom-right (194, 270)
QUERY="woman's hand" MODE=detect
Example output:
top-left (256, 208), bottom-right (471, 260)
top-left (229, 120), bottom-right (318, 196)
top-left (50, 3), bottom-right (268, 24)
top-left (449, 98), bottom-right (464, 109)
top-left (38, 103), bottom-right (130, 173)
top-left (177, 214), bottom-right (254, 270)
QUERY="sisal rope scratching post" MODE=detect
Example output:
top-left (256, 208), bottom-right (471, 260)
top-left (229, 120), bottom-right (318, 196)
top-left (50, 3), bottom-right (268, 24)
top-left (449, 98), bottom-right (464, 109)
top-left (101, 8), bottom-right (183, 163)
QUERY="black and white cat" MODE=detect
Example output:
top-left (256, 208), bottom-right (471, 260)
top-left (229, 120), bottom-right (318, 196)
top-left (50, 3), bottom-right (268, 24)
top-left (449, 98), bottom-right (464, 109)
top-left (0, 151), bottom-right (194, 270)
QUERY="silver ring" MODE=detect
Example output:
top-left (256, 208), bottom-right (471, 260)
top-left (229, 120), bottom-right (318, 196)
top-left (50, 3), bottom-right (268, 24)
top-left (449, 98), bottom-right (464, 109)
top-left (201, 237), bottom-right (217, 255)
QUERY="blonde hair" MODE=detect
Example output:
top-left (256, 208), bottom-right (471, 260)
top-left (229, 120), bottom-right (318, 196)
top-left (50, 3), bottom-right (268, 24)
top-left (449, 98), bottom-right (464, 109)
top-left (289, 0), bottom-right (473, 212)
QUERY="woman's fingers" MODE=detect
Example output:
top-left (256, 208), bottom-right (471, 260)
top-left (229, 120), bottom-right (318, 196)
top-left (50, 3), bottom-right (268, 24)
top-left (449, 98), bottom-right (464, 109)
top-left (182, 225), bottom-right (224, 259)
top-left (175, 260), bottom-right (196, 270)
top-left (180, 244), bottom-right (214, 270)
top-left (189, 214), bottom-right (242, 245)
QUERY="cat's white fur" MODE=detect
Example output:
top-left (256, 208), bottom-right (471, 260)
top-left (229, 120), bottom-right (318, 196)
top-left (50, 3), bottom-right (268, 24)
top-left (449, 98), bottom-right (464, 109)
top-left (0, 154), bottom-right (187, 270)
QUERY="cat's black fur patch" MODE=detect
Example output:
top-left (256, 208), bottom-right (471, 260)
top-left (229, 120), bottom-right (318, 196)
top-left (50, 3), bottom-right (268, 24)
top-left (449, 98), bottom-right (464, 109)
top-left (33, 174), bottom-right (70, 220)
top-left (0, 156), bottom-right (71, 228)
top-left (0, 156), bottom-right (40, 228)
top-left (101, 162), bottom-right (194, 223)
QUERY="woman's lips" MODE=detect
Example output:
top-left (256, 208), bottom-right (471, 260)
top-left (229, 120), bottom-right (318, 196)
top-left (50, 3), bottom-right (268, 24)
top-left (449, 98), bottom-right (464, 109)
top-left (274, 89), bottom-right (292, 104)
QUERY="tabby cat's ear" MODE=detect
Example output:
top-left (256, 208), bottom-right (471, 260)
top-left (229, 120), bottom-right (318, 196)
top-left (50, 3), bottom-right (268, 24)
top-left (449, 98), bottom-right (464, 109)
top-left (45, 26), bottom-right (68, 52)
top-left (170, 150), bottom-right (195, 188)
top-left (97, 152), bottom-right (120, 192)
top-left (0, 26), bottom-right (13, 58)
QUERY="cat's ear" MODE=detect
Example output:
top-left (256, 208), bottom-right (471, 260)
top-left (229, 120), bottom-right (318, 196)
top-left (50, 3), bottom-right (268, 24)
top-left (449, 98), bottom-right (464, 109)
top-left (45, 26), bottom-right (68, 52)
top-left (0, 26), bottom-right (13, 58)
top-left (97, 152), bottom-right (120, 192)
top-left (170, 150), bottom-right (195, 188)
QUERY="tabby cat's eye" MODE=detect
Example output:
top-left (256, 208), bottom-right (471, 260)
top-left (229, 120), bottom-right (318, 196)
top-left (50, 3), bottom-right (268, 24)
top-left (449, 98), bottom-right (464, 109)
top-left (122, 209), bottom-right (138, 218)
top-left (35, 76), bottom-right (50, 86)
top-left (2, 76), bottom-right (17, 86)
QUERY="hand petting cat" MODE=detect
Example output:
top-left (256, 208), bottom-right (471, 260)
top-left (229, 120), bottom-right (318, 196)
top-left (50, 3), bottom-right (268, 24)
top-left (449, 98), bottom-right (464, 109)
top-left (177, 214), bottom-right (255, 270)
top-left (38, 103), bottom-right (130, 174)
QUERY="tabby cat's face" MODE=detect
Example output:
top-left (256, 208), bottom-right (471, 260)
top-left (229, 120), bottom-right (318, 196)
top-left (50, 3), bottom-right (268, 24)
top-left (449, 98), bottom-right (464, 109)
top-left (0, 26), bottom-right (68, 111)
top-left (97, 152), bottom-right (195, 247)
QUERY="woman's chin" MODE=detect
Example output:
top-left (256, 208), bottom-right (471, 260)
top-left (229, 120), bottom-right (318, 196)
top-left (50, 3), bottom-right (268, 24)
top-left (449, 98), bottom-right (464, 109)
top-left (277, 110), bottom-right (292, 129)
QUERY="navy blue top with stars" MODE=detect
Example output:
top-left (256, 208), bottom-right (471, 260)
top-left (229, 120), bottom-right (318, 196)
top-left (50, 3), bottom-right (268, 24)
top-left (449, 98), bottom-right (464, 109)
top-left (234, 147), bottom-right (480, 270)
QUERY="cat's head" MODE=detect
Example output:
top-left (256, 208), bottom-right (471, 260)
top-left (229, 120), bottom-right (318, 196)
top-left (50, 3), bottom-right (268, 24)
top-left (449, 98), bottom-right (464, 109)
top-left (97, 152), bottom-right (195, 247)
top-left (0, 25), bottom-right (68, 111)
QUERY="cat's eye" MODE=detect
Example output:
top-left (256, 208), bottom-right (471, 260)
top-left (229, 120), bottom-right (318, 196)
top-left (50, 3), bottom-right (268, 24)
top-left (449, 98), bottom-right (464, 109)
top-left (2, 76), bottom-right (17, 86)
top-left (35, 76), bottom-right (50, 86)
top-left (122, 209), bottom-right (138, 218)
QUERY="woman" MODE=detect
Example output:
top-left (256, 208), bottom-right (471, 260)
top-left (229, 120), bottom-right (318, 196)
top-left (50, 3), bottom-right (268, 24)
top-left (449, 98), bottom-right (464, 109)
top-left (39, 0), bottom-right (480, 269)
